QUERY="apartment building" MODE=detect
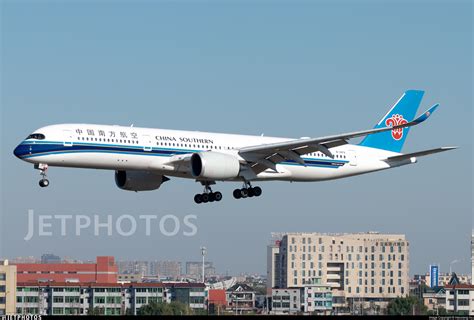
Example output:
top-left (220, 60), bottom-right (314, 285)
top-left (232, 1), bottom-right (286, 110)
top-left (271, 278), bottom-right (332, 315)
top-left (16, 281), bottom-right (206, 315)
top-left (268, 232), bottom-right (409, 311)
top-left (0, 260), bottom-right (17, 315)
top-left (445, 284), bottom-right (474, 316)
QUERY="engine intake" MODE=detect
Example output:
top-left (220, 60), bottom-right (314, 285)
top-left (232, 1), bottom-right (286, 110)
top-left (191, 152), bottom-right (240, 180)
top-left (115, 170), bottom-right (169, 191)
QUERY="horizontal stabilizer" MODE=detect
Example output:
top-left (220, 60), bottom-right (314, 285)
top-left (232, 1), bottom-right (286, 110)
top-left (383, 146), bottom-right (457, 163)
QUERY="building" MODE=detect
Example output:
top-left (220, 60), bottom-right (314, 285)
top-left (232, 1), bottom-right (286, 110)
top-left (208, 289), bottom-right (227, 314)
top-left (303, 278), bottom-right (332, 314)
top-left (268, 232), bottom-right (409, 312)
top-left (444, 284), bottom-right (474, 315)
top-left (266, 240), bottom-right (281, 295)
top-left (185, 262), bottom-right (215, 279)
top-left (471, 230), bottom-right (474, 285)
top-left (117, 260), bottom-right (150, 276)
top-left (16, 281), bottom-right (206, 315)
top-left (14, 256), bottom-right (117, 283)
top-left (271, 278), bottom-right (332, 315)
top-left (226, 283), bottom-right (256, 314)
top-left (415, 272), bottom-right (471, 287)
top-left (156, 261), bottom-right (182, 279)
top-left (118, 274), bottom-right (142, 283)
top-left (9, 257), bottom-right (39, 264)
top-left (0, 260), bottom-right (17, 315)
top-left (41, 253), bottom-right (61, 264)
top-left (422, 286), bottom-right (446, 313)
top-left (271, 288), bottom-right (301, 314)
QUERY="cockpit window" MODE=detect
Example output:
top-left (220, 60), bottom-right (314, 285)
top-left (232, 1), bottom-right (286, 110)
top-left (26, 133), bottom-right (46, 140)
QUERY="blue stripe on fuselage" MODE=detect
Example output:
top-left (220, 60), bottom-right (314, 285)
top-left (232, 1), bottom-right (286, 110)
top-left (17, 141), bottom-right (347, 168)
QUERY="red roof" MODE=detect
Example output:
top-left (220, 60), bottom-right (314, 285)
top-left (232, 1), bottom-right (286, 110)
top-left (445, 284), bottom-right (474, 289)
top-left (208, 289), bottom-right (227, 305)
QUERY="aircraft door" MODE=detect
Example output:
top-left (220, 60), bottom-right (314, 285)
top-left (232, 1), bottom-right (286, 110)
top-left (142, 135), bottom-right (153, 152)
top-left (347, 150), bottom-right (357, 166)
top-left (63, 130), bottom-right (73, 147)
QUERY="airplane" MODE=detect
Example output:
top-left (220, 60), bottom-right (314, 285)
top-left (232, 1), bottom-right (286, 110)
top-left (13, 90), bottom-right (456, 204)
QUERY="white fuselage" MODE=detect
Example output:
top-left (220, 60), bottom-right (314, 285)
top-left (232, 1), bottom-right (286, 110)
top-left (14, 124), bottom-right (402, 182)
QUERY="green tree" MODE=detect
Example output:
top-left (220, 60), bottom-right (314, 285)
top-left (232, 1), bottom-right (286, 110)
top-left (87, 306), bottom-right (104, 315)
top-left (387, 297), bottom-right (427, 315)
top-left (428, 307), bottom-right (448, 316)
top-left (137, 301), bottom-right (192, 315)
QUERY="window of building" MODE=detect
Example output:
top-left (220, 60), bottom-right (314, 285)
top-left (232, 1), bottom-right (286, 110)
top-left (53, 308), bottom-right (64, 315)
top-left (95, 297), bottom-right (106, 304)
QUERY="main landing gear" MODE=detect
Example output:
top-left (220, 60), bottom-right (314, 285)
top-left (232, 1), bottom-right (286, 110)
top-left (194, 181), bottom-right (222, 204)
top-left (233, 182), bottom-right (262, 200)
top-left (35, 163), bottom-right (50, 188)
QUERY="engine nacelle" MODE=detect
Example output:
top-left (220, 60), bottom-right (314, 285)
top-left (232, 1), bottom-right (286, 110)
top-left (115, 170), bottom-right (169, 191)
top-left (191, 152), bottom-right (240, 180)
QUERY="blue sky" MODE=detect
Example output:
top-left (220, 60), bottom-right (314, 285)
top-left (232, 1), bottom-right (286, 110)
top-left (1, 1), bottom-right (472, 275)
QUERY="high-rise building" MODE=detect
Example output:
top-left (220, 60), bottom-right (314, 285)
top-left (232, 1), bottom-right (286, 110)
top-left (186, 261), bottom-right (215, 279)
top-left (267, 240), bottom-right (281, 295)
top-left (268, 232), bottom-right (410, 311)
top-left (117, 260), bottom-right (149, 276)
top-left (41, 253), bottom-right (61, 264)
top-left (0, 260), bottom-right (17, 315)
top-left (156, 261), bottom-right (181, 279)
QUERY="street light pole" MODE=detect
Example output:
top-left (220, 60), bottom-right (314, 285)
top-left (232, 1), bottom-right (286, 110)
top-left (200, 246), bottom-right (207, 283)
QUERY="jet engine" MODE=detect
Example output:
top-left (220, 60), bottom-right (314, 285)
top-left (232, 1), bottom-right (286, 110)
top-left (115, 170), bottom-right (169, 191)
top-left (191, 152), bottom-right (240, 180)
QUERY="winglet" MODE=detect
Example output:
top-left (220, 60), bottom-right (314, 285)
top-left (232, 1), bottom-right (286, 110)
top-left (413, 104), bottom-right (439, 124)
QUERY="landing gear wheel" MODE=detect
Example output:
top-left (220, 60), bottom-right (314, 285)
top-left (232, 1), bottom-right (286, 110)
top-left (233, 189), bottom-right (242, 199)
top-left (214, 192), bottom-right (223, 201)
top-left (247, 188), bottom-right (255, 197)
top-left (39, 179), bottom-right (49, 188)
top-left (202, 193), bottom-right (209, 203)
top-left (240, 188), bottom-right (248, 198)
top-left (253, 186), bottom-right (262, 197)
top-left (194, 194), bottom-right (203, 204)
top-left (209, 192), bottom-right (216, 202)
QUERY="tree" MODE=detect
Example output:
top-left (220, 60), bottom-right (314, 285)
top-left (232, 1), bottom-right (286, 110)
top-left (87, 306), bottom-right (104, 315)
top-left (137, 301), bottom-right (192, 315)
top-left (387, 297), bottom-right (427, 315)
top-left (428, 307), bottom-right (448, 316)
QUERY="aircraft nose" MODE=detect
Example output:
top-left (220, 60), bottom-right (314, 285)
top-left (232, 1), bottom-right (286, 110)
top-left (13, 143), bottom-right (26, 159)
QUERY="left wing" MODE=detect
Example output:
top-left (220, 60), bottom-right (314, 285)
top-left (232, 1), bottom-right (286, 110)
top-left (239, 104), bottom-right (439, 174)
top-left (382, 146), bottom-right (457, 164)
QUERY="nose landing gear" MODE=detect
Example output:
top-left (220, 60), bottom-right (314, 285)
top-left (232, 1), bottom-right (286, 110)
top-left (35, 163), bottom-right (50, 188)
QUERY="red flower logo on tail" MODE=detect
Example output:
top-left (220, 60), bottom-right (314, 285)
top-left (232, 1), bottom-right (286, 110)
top-left (385, 114), bottom-right (407, 140)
